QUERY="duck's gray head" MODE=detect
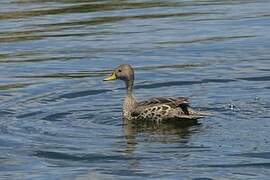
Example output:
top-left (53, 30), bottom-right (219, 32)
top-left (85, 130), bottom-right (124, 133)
top-left (104, 64), bottom-right (134, 82)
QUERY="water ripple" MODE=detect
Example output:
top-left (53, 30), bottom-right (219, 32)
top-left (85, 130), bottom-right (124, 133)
top-left (0, 1), bottom-right (179, 20)
top-left (135, 78), bottom-right (236, 89)
top-left (238, 75), bottom-right (270, 82)
top-left (0, 83), bottom-right (33, 90)
top-left (194, 162), bottom-right (270, 168)
top-left (233, 152), bottom-right (270, 159)
top-left (33, 150), bottom-right (144, 163)
top-left (57, 89), bottom-right (111, 99)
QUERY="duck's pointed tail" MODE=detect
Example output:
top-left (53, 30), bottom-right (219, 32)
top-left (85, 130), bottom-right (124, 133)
top-left (188, 108), bottom-right (213, 118)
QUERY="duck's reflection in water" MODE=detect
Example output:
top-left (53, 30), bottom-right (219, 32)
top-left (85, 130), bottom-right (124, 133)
top-left (123, 119), bottom-right (201, 154)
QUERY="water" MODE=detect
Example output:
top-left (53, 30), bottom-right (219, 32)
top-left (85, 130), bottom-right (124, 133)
top-left (0, 0), bottom-right (270, 179)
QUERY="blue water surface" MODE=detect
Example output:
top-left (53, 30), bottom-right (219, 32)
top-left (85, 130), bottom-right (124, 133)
top-left (0, 0), bottom-right (270, 179)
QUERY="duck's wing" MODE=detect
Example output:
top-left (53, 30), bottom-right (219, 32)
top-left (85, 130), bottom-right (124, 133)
top-left (131, 97), bottom-right (190, 116)
top-left (138, 97), bottom-right (189, 106)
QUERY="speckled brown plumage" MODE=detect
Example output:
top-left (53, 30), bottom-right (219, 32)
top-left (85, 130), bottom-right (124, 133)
top-left (104, 64), bottom-right (211, 122)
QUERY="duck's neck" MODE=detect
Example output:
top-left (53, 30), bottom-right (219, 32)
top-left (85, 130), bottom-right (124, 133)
top-left (125, 79), bottom-right (133, 95)
top-left (123, 80), bottom-right (137, 118)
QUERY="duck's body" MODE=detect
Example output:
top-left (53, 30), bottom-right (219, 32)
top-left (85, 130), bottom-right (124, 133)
top-left (104, 64), bottom-right (210, 122)
top-left (123, 95), bottom-right (208, 121)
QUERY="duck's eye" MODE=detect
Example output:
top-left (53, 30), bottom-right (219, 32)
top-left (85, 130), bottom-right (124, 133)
top-left (118, 69), bottom-right (122, 73)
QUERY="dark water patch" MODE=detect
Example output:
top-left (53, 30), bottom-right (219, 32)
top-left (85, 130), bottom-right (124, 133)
top-left (0, 109), bottom-right (14, 115)
top-left (135, 78), bottom-right (236, 89)
top-left (147, 146), bottom-right (211, 154)
top-left (18, 91), bottom-right (60, 105)
top-left (232, 152), bottom-right (270, 159)
top-left (16, 111), bottom-right (43, 119)
top-left (192, 178), bottom-right (214, 180)
top-left (190, 14), bottom-right (270, 22)
top-left (58, 89), bottom-right (111, 99)
top-left (92, 116), bottom-right (121, 126)
top-left (158, 35), bottom-right (257, 45)
top-left (137, 63), bottom-right (204, 71)
top-left (238, 75), bottom-right (270, 82)
top-left (258, 68), bottom-right (270, 72)
top-left (77, 113), bottom-right (95, 120)
top-left (33, 150), bottom-right (143, 163)
top-left (42, 112), bottom-right (72, 122)
top-left (100, 168), bottom-right (149, 178)
top-left (194, 162), bottom-right (270, 168)
top-left (197, 106), bottom-right (225, 113)
top-left (202, 79), bottom-right (236, 83)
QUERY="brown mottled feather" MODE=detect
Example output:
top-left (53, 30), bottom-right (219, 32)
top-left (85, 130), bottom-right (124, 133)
top-left (138, 97), bottom-right (189, 106)
top-left (131, 97), bottom-right (190, 117)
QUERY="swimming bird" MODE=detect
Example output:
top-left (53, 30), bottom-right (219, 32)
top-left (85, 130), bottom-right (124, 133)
top-left (104, 64), bottom-right (210, 122)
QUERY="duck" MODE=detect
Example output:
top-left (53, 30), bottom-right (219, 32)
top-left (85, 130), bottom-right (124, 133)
top-left (104, 64), bottom-right (211, 122)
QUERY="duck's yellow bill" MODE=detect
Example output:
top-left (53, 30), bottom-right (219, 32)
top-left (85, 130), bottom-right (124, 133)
top-left (104, 72), bottom-right (117, 81)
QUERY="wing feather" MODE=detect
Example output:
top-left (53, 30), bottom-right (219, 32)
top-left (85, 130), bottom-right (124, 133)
top-left (138, 97), bottom-right (189, 106)
top-left (131, 97), bottom-right (190, 117)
